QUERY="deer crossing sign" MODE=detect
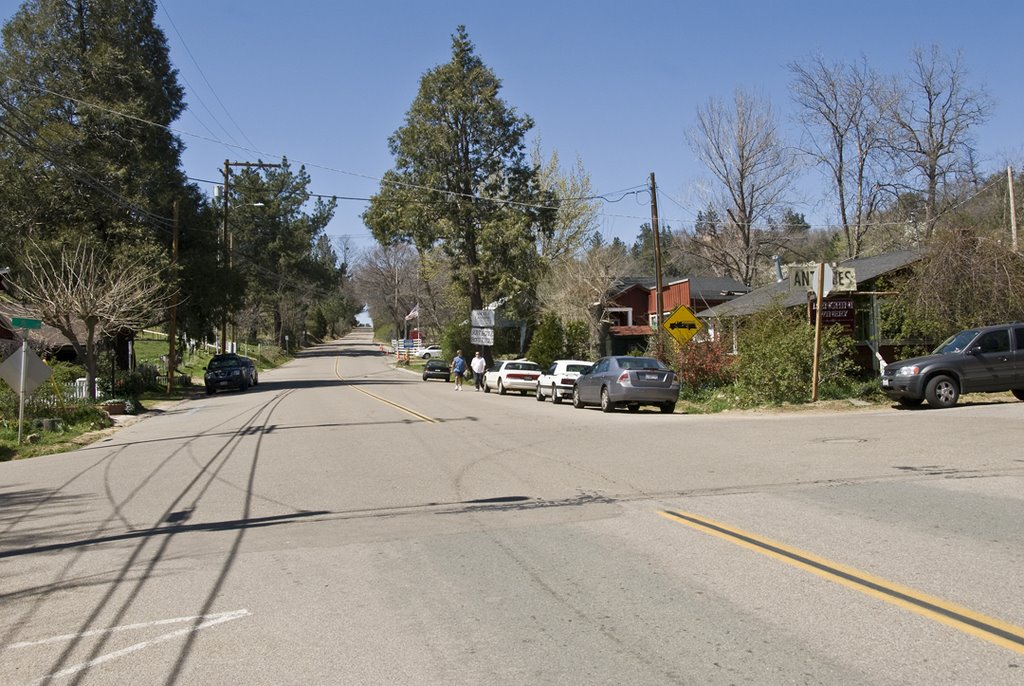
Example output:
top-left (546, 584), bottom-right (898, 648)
top-left (661, 305), bottom-right (704, 346)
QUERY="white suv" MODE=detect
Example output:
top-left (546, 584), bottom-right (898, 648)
top-left (535, 359), bottom-right (592, 404)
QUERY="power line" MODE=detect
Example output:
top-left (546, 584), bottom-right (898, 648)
top-left (158, 3), bottom-right (258, 152)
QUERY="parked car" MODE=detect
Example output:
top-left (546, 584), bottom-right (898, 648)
top-left (483, 359), bottom-right (542, 395)
top-left (416, 345), bottom-right (443, 359)
top-left (204, 353), bottom-right (254, 394)
top-left (573, 356), bottom-right (679, 413)
top-left (240, 356), bottom-right (258, 386)
top-left (880, 322), bottom-right (1024, 408)
top-left (422, 358), bottom-right (451, 382)
top-left (536, 359), bottom-right (592, 404)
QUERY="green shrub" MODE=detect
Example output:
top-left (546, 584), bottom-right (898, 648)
top-left (733, 307), bottom-right (857, 404)
top-left (440, 321), bottom-right (471, 361)
top-left (526, 313), bottom-right (565, 369)
top-left (564, 320), bottom-right (590, 360)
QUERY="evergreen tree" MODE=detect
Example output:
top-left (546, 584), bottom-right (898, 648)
top-left (363, 26), bottom-right (555, 315)
top-left (0, 0), bottom-right (188, 259)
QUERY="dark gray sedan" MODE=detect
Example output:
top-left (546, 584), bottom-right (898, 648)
top-left (572, 356), bottom-right (679, 413)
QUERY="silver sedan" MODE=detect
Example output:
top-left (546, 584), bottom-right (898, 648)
top-left (572, 356), bottom-right (679, 413)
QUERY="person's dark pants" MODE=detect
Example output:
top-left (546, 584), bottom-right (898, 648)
top-left (474, 371), bottom-right (484, 390)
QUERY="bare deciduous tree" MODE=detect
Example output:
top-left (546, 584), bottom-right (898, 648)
top-left (9, 241), bottom-right (172, 399)
top-left (790, 54), bottom-right (891, 258)
top-left (351, 243), bottom-right (419, 337)
top-left (687, 89), bottom-right (796, 285)
top-left (886, 45), bottom-right (991, 239)
top-left (537, 241), bottom-right (631, 355)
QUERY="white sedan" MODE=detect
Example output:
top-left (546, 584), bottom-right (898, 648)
top-left (535, 359), bottom-right (592, 404)
top-left (483, 360), bottom-right (542, 395)
top-left (415, 345), bottom-right (443, 359)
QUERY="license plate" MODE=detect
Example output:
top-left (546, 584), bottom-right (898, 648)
top-left (644, 373), bottom-right (659, 380)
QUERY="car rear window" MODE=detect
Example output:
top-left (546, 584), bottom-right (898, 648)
top-left (616, 357), bottom-right (667, 371)
top-left (209, 358), bottom-right (240, 369)
top-left (565, 364), bottom-right (590, 373)
top-left (507, 362), bottom-right (540, 371)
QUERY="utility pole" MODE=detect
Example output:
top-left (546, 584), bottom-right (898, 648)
top-left (220, 160), bottom-right (284, 354)
top-left (167, 199), bottom-right (179, 393)
top-left (1009, 166), bottom-right (1018, 253)
top-left (650, 173), bottom-right (665, 359)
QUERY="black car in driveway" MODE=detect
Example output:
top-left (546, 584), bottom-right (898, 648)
top-left (881, 322), bottom-right (1024, 408)
top-left (204, 353), bottom-right (256, 394)
top-left (422, 358), bottom-right (451, 382)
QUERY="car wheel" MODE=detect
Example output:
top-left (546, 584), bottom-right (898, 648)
top-left (536, 385), bottom-right (545, 401)
top-left (552, 386), bottom-right (562, 405)
top-left (600, 387), bottom-right (615, 413)
top-left (925, 375), bottom-right (959, 408)
top-left (239, 379), bottom-right (249, 392)
top-left (422, 353), bottom-right (431, 359)
top-left (483, 382), bottom-right (491, 393)
top-left (660, 401), bottom-right (676, 414)
top-left (498, 379), bottom-right (507, 395)
top-left (1012, 389), bottom-right (1024, 401)
top-left (572, 386), bottom-right (585, 409)
top-left (205, 385), bottom-right (214, 395)
top-left (422, 373), bottom-right (428, 381)
top-left (445, 376), bottom-right (451, 383)
top-left (897, 397), bottom-right (924, 407)
top-left (627, 403), bottom-right (640, 413)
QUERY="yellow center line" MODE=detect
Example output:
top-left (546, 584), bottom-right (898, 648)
top-left (659, 509), bottom-right (1024, 655)
top-left (333, 358), bottom-right (437, 424)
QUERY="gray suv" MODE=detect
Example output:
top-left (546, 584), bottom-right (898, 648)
top-left (880, 323), bottom-right (1024, 408)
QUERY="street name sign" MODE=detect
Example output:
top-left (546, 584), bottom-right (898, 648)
top-left (10, 317), bottom-right (42, 329)
top-left (661, 305), bottom-right (704, 346)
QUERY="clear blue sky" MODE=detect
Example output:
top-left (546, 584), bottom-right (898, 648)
top-left (2, 1), bottom-right (1021, 254)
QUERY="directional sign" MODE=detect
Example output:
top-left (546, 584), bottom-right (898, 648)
top-left (470, 327), bottom-right (494, 346)
top-left (661, 305), bottom-right (704, 346)
top-left (10, 317), bottom-right (42, 329)
top-left (470, 309), bottom-right (495, 327)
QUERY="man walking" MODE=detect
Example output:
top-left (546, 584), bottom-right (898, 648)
top-left (470, 351), bottom-right (487, 391)
top-left (451, 350), bottom-right (466, 391)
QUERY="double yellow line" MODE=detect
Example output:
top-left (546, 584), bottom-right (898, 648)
top-left (334, 358), bottom-right (437, 423)
top-left (660, 509), bottom-right (1024, 655)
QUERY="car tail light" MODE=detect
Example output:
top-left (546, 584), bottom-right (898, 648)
top-left (617, 371), bottom-right (631, 385)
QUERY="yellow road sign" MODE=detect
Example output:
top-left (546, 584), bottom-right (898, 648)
top-left (661, 305), bottom-right (704, 345)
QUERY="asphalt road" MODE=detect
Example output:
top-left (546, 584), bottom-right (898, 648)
top-left (2, 330), bottom-right (1022, 685)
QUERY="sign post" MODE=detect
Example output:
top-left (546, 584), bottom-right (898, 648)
top-left (0, 319), bottom-right (51, 444)
top-left (811, 264), bottom-right (825, 402)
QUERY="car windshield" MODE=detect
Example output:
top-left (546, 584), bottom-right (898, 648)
top-left (426, 360), bottom-right (447, 368)
top-left (507, 362), bottom-right (540, 371)
top-left (565, 364), bottom-right (591, 373)
top-left (208, 358), bottom-right (240, 369)
top-left (616, 357), bottom-right (667, 371)
top-left (933, 330), bottom-right (979, 354)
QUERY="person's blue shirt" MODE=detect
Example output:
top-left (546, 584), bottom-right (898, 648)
top-left (452, 354), bottom-right (466, 374)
